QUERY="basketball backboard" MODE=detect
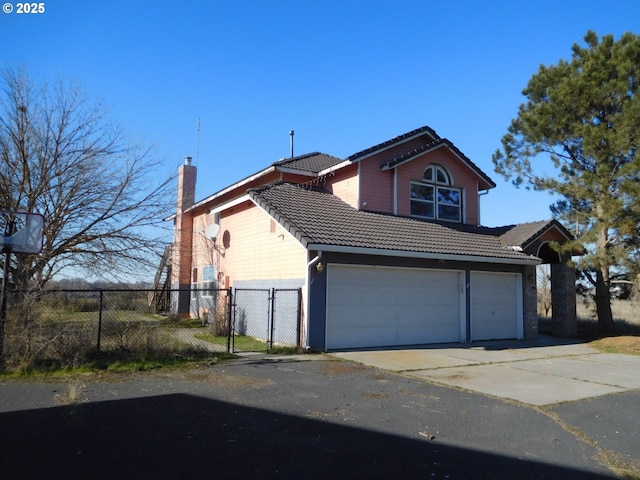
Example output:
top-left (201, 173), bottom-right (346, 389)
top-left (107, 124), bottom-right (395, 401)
top-left (0, 210), bottom-right (44, 254)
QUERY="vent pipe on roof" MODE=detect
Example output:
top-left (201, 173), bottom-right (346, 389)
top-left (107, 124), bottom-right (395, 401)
top-left (289, 130), bottom-right (294, 158)
top-left (184, 156), bottom-right (192, 166)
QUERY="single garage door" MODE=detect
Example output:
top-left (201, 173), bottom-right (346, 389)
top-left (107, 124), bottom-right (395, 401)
top-left (470, 271), bottom-right (522, 341)
top-left (326, 264), bottom-right (464, 350)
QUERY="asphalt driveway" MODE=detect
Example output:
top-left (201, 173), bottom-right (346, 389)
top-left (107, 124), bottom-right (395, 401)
top-left (0, 337), bottom-right (638, 479)
top-left (331, 335), bottom-right (640, 476)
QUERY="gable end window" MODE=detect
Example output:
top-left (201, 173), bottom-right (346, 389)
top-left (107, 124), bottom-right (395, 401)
top-left (410, 165), bottom-right (461, 222)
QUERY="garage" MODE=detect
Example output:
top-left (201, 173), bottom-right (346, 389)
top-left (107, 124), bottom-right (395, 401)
top-left (326, 264), bottom-right (465, 350)
top-left (470, 271), bottom-right (522, 341)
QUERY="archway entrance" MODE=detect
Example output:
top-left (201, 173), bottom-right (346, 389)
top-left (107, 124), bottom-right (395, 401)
top-left (536, 242), bottom-right (577, 337)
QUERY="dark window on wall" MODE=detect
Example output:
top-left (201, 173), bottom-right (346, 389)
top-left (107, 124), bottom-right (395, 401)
top-left (410, 164), bottom-right (461, 222)
top-left (202, 265), bottom-right (216, 297)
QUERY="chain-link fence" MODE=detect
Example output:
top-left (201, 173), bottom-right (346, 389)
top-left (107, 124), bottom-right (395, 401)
top-left (232, 288), bottom-right (302, 352)
top-left (0, 286), bottom-right (303, 369)
top-left (0, 288), bottom-right (232, 370)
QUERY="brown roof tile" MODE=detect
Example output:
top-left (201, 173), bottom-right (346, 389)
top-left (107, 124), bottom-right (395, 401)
top-left (248, 182), bottom-right (541, 264)
top-left (273, 152), bottom-right (344, 174)
top-left (347, 126), bottom-right (439, 162)
top-left (498, 220), bottom-right (574, 249)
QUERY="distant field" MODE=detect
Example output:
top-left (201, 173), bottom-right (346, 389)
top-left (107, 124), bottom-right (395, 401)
top-left (576, 298), bottom-right (640, 324)
top-left (539, 298), bottom-right (639, 336)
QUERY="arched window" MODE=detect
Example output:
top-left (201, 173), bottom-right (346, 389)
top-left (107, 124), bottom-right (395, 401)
top-left (410, 164), bottom-right (461, 222)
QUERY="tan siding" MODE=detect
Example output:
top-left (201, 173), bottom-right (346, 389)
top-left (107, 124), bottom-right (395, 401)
top-left (191, 200), bottom-right (307, 287)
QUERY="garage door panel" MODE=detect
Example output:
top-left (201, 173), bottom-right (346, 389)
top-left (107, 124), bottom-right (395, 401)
top-left (471, 272), bottom-right (520, 341)
top-left (326, 265), bottom-right (463, 349)
top-left (327, 323), bottom-right (461, 349)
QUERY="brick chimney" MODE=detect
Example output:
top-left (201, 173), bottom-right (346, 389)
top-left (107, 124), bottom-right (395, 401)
top-left (171, 156), bottom-right (197, 316)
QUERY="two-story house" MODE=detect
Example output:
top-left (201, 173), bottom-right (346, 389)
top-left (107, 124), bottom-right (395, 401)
top-left (170, 126), bottom-right (577, 351)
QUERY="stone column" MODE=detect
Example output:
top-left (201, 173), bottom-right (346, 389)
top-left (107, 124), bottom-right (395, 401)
top-left (522, 265), bottom-right (538, 340)
top-left (551, 263), bottom-right (577, 337)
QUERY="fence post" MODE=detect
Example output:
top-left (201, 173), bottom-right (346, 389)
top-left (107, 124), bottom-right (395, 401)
top-left (269, 288), bottom-right (276, 351)
top-left (96, 289), bottom-right (104, 352)
top-left (0, 250), bottom-right (10, 361)
top-left (226, 288), bottom-right (232, 353)
top-left (296, 287), bottom-right (302, 348)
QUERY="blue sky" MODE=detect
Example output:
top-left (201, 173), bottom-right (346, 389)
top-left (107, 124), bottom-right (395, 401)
top-left (2, 0), bottom-right (639, 228)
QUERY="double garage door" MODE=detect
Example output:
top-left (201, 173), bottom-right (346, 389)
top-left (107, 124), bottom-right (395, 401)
top-left (325, 265), bottom-right (521, 350)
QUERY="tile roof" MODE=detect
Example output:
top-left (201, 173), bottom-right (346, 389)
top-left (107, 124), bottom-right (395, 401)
top-left (347, 126), bottom-right (439, 161)
top-left (497, 220), bottom-right (574, 249)
top-left (273, 152), bottom-right (344, 174)
top-left (248, 182), bottom-right (541, 264)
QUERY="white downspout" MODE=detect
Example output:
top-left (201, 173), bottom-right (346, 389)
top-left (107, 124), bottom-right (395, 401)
top-left (478, 186), bottom-right (489, 225)
top-left (304, 250), bottom-right (323, 349)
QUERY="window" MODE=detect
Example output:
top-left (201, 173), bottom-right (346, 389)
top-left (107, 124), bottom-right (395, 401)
top-left (202, 265), bottom-right (216, 297)
top-left (410, 165), bottom-right (461, 222)
top-left (191, 268), bottom-right (198, 301)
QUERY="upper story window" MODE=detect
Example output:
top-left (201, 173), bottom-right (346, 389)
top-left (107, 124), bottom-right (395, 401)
top-left (410, 164), bottom-right (461, 222)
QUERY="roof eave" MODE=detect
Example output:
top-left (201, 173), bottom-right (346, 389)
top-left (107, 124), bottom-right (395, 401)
top-left (381, 141), bottom-right (496, 189)
top-left (186, 165), bottom-right (277, 213)
top-left (306, 243), bottom-right (541, 265)
top-left (317, 159), bottom-right (353, 176)
top-left (519, 220), bottom-right (575, 250)
top-left (347, 126), bottom-right (440, 163)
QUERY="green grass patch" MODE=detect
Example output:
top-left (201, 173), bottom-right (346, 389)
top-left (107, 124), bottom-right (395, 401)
top-left (158, 317), bottom-right (207, 329)
top-left (42, 309), bottom-right (163, 323)
top-left (194, 332), bottom-right (229, 346)
top-left (195, 332), bottom-right (268, 351)
top-left (0, 350), bottom-right (237, 378)
top-left (193, 333), bottom-right (304, 354)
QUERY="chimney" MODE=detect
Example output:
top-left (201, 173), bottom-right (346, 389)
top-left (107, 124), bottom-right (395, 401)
top-left (172, 155), bottom-right (197, 317)
top-left (177, 156), bottom-right (196, 212)
top-left (289, 130), bottom-right (294, 158)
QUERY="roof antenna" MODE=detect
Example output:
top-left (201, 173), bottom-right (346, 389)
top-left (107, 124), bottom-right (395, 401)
top-left (195, 117), bottom-right (201, 166)
top-left (289, 130), bottom-right (294, 158)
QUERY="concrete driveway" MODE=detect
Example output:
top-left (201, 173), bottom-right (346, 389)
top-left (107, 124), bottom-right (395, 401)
top-left (331, 335), bottom-right (640, 406)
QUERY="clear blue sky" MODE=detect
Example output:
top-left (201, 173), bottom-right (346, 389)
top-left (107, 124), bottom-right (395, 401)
top-left (2, 0), bottom-right (639, 228)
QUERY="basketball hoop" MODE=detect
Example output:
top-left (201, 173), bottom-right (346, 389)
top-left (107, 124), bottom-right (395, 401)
top-left (1, 210), bottom-right (44, 358)
top-left (0, 210), bottom-right (44, 254)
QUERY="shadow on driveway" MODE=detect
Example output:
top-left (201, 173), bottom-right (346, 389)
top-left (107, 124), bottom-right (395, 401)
top-left (1, 393), bottom-right (617, 479)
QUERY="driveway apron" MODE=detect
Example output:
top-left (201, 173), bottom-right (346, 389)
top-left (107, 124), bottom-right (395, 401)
top-left (330, 336), bottom-right (640, 406)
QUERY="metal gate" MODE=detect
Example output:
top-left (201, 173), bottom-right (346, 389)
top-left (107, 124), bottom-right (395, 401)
top-left (231, 288), bottom-right (302, 352)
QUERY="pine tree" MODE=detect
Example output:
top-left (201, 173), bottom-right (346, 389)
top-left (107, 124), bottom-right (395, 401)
top-left (493, 31), bottom-right (640, 334)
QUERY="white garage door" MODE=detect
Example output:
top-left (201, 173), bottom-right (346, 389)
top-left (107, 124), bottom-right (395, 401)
top-left (470, 271), bottom-right (522, 341)
top-left (326, 265), bottom-right (464, 350)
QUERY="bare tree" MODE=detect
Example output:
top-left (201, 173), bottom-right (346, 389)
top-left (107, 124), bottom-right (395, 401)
top-left (0, 66), bottom-right (175, 289)
top-left (537, 265), bottom-right (552, 318)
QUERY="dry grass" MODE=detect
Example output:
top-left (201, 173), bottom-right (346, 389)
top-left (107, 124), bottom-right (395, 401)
top-left (574, 297), bottom-right (640, 356)
top-left (590, 336), bottom-right (640, 356)
top-left (54, 379), bottom-right (86, 405)
top-left (576, 298), bottom-right (640, 324)
top-left (575, 297), bottom-right (640, 337)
